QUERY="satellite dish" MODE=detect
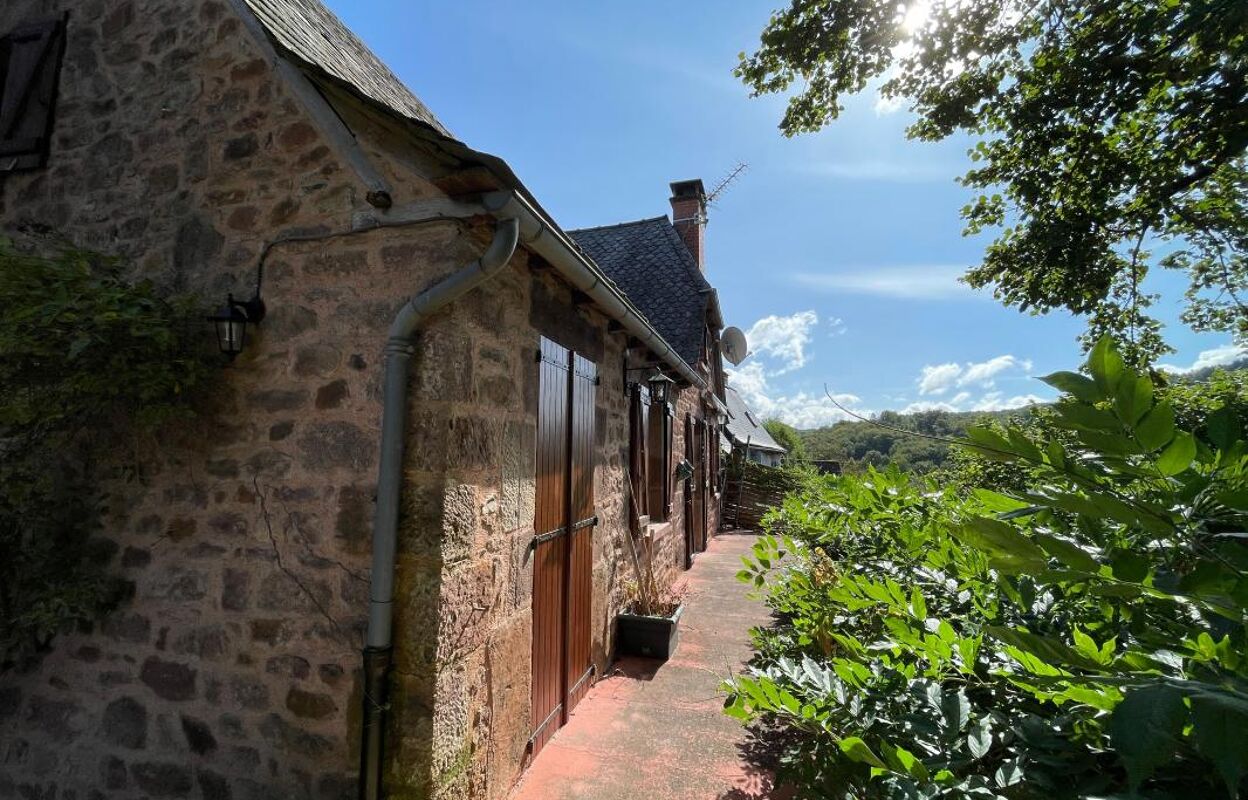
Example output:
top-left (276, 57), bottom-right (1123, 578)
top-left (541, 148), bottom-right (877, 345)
top-left (722, 326), bottom-right (748, 366)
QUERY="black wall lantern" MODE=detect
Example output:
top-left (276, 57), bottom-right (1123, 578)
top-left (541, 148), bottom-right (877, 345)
top-left (209, 291), bottom-right (265, 359)
top-left (647, 371), bottom-right (674, 406)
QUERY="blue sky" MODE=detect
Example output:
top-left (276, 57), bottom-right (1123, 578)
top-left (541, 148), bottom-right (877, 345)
top-left (325, 0), bottom-right (1244, 428)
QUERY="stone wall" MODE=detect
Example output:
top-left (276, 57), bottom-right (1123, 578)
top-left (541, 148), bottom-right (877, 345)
top-left (380, 265), bottom-right (640, 800)
top-left (0, 2), bottom-right (724, 799)
top-left (0, 1), bottom-right (482, 797)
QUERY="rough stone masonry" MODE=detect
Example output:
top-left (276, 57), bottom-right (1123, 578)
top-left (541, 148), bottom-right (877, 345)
top-left (0, 2), bottom-right (721, 798)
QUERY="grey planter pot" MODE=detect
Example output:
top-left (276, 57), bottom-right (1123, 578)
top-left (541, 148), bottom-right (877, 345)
top-left (616, 604), bottom-right (684, 660)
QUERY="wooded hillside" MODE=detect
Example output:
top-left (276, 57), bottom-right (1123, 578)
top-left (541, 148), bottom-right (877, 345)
top-left (798, 408), bottom-right (1026, 474)
top-left (798, 360), bottom-right (1248, 475)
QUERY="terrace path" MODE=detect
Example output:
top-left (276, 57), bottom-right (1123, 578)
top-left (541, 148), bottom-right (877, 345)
top-left (508, 531), bottom-right (787, 800)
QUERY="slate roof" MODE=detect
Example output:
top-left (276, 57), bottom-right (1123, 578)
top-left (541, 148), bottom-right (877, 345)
top-left (723, 387), bottom-right (786, 454)
top-left (242, 0), bottom-right (451, 136)
top-left (568, 217), bottom-right (713, 370)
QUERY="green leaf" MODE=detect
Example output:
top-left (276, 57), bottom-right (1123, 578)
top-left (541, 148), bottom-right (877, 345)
top-left (1156, 431), bottom-right (1197, 476)
top-left (1207, 405), bottom-right (1241, 452)
top-left (952, 516), bottom-right (1048, 567)
top-left (1135, 402), bottom-right (1176, 451)
top-left (995, 759), bottom-right (1024, 788)
top-left (1034, 532), bottom-right (1098, 573)
top-left (909, 586), bottom-right (927, 620)
top-left (967, 717), bottom-right (993, 759)
top-left (1087, 336), bottom-right (1125, 395)
top-left (1040, 370), bottom-right (1102, 403)
top-left (1109, 684), bottom-right (1188, 791)
top-left (988, 626), bottom-right (1107, 672)
top-left (1052, 400), bottom-right (1122, 432)
top-left (1190, 692), bottom-right (1248, 796)
top-left (942, 689), bottom-right (970, 734)
top-left (1114, 372), bottom-right (1154, 425)
top-left (1110, 550), bottom-right (1150, 582)
top-left (964, 426), bottom-right (1023, 462)
top-left (838, 736), bottom-right (887, 768)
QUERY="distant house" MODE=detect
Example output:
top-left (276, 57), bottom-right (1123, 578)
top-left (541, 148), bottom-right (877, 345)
top-left (723, 386), bottom-right (787, 467)
top-left (0, 1), bottom-right (728, 798)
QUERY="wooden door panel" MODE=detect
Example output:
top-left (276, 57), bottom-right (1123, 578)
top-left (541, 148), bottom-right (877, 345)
top-left (531, 338), bottom-right (570, 756)
top-left (530, 341), bottom-right (597, 754)
top-left (565, 355), bottom-right (596, 715)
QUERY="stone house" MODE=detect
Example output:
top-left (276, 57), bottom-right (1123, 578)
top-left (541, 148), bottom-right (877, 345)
top-left (0, 1), bottom-right (728, 799)
top-left (723, 386), bottom-right (787, 467)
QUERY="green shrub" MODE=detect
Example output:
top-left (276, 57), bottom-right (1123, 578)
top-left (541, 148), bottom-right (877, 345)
top-left (0, 238), bottom-right (214, 668)
top-left (726, 338), bottom-right (1248, 799)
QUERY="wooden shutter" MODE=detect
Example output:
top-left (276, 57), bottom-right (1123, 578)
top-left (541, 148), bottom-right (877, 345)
top-left (662, 402), bottom-right (674, 518)
top-left (0, 15), bottom-right (67, 171)
top-left (565, 353), bottom-right (597, 714)
top-left (627, 385), bottom-right (649, 527)
top-left (531, 338), bottom-right (570, 755)
top-left (646, 398), bottom-right (664, 519)
top-left (531, 339), bottom-right (598, 752)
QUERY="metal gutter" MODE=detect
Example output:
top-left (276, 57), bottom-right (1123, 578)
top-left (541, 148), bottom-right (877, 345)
top-left (481, 190), bottom-right (707, 392)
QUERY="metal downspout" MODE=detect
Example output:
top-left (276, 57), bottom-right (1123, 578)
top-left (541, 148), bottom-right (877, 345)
top-left (360, 217), bottom-right (520, 800)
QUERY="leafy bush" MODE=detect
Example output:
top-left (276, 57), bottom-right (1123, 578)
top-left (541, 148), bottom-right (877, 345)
top-left (0, 238), bottom-right (214, 668)
top-left (725, 338), bottom-right (1248, 799)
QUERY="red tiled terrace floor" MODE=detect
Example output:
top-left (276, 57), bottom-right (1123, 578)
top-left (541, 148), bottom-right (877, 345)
top-left (508, 531), bottom-right (786, 800)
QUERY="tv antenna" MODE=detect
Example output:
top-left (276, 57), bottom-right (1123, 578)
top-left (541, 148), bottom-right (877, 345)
top-left (706, 162), bottom-right (748, 208)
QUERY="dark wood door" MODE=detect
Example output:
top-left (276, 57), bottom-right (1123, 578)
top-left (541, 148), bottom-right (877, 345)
top-left (531, 338), bottom-right (596, 757)
top-left (688, 415), bottom-right (706, 554)
top-left (683, 414), bottom-right (694, 569)
top-left (565, 353), bottom-right (596, 714)
top-left (701, 418), bottom-right (712, 547)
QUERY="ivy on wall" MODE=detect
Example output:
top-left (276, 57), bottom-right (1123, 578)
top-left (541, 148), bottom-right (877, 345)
top-left (0, 237), bottom-right (216, 668)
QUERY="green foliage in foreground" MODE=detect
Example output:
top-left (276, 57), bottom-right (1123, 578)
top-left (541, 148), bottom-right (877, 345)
top-left (0, 239), bottom-right (214, 668)
top-left (725, 339), bottom-right (1248, 798)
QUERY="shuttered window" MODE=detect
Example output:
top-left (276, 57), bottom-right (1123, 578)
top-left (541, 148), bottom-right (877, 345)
top-left (0, 15), bottom-right (67, 172)
top-left (646, 399), bottom-right (673, 521)
top-left (628, 384), bottom-right (650, 529)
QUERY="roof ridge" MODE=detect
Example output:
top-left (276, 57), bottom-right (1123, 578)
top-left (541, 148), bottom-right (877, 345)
top-left (567, 216), bottom-right (669, 234)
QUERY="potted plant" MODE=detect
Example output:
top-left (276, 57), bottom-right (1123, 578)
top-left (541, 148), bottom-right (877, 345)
top-left (617, 465), bottom-right (687, 660)
top-left (615, 578), bottom-right (687, 660)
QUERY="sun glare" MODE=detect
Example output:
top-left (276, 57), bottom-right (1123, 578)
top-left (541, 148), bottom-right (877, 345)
top-left (901, 0), bottom-right (932, 35)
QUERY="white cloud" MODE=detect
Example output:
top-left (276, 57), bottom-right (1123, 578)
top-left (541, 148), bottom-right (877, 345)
top-left (746, 311), bottom-right (819, 374)
top-left (959, 355), bottom-right (1033, 387)
top-left (827, 316), bottom-right (848, 336)
top-left (903, 400), bottom-right (959, 413)
top-left (917, 354), bottom-right (1033, 395)
top-left (873, 94), bottom-right (906, 115)
top-left (726, 359), bottom-right (868, 430)
top-left (918, 363), bottom-right (962, 395)
top-left (970, 392), bottom-right (1046, 412)
top-left (1158, 344), bottom-right (1247, 376)
top-left (902, 392), bottom-right (1045, 415)
top-left (792, 266), bottom-right (974, 300)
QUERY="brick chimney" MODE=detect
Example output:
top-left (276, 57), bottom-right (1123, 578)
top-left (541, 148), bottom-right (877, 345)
top-left (669, 179), bottom-right (707, 270)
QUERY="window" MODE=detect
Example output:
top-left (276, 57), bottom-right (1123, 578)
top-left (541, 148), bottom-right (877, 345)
top-left (628, 384), bottom-right (651, 530)
top-left (646, 395), bottom-right (673, 520)
top-left (628, 383), bottom-right (675, 529)
top-left (0, 15), bottom-right (67, 173)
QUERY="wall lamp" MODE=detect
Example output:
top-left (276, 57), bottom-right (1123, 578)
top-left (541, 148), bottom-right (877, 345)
top-left (647, 371), bottom-right (675, 406)
top-left (208, 290), bottom-right (265, 359)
